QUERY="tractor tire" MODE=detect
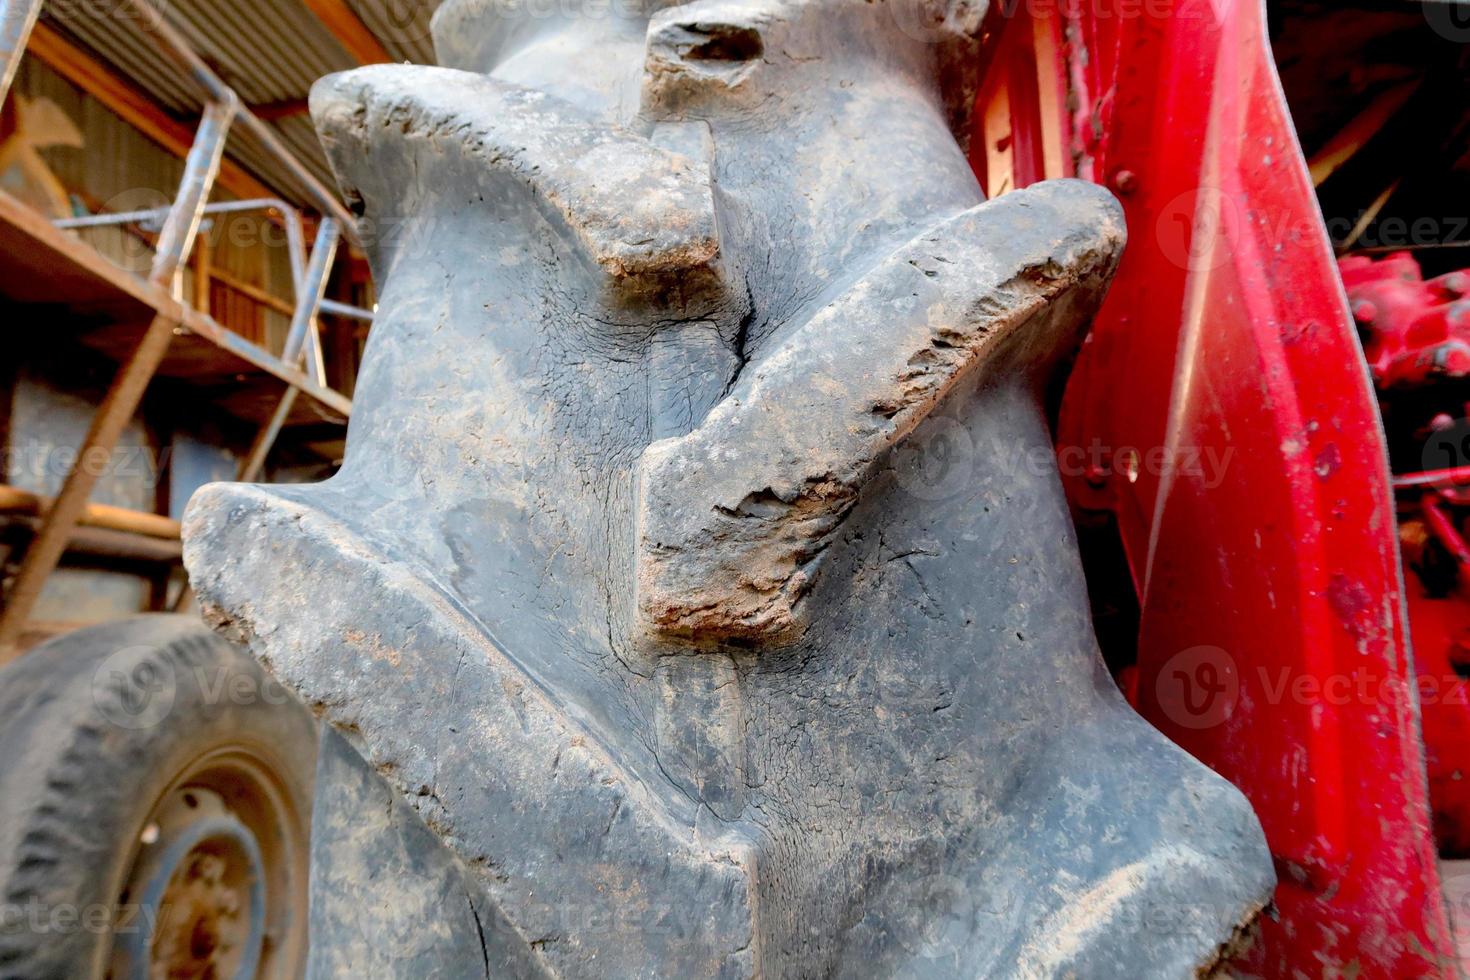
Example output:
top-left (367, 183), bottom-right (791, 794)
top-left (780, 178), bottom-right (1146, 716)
top-left (184, 0), bottom-right (1276, 975)
top-left (0, 616), bottom-right (315, 980)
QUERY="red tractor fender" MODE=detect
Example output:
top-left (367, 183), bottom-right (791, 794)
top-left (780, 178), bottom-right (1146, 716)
top-left (971, 0), bottom-right (1457, 972)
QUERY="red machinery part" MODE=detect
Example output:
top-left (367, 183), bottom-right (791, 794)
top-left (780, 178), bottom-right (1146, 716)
top-left (971, 0), bottom-right (1457, 973)
top-left (1342, 252), bottom-right (1470, 389)
top-left (1345, 250), bottom-right (1470, 861)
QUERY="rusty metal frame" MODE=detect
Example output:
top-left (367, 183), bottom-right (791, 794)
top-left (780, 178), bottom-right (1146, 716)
top-left (57, 198), bottom-right (311, 294)
top-left (0, 0), bottom-right (364, 655)
top-left (239, 218), bottom-right (342, 483)
top-left (54, 199), bottom-right (376, 382)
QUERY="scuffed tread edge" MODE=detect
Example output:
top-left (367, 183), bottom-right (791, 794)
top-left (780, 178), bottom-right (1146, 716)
top-left (311, 64), bottom-right (725, 287)
top-left (635, 179), bottom-right (1126, 644)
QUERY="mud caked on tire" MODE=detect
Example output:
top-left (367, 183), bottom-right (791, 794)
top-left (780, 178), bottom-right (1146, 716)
top-left (184, 0), bottom-right (1277, 975)
top-left (0, 616), bottom-right (315, 979)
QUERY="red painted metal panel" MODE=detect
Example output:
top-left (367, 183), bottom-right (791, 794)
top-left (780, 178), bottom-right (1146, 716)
top-left (973, 0), bottom-right (1456, 972)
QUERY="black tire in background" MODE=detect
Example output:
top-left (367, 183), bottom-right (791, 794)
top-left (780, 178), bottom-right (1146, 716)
top-left (0, 616), bottom-right (316, 980)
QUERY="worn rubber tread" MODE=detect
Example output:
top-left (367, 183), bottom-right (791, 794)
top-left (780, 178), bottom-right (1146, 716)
top-left (186, 0), bottom-right (1277, 975)
top-left (0, 617), bottom-right (316, 980)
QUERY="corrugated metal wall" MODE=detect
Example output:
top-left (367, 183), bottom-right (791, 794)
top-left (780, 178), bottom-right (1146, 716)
top-left (43, 2), bottom-right (354, 195)
top-left (10, 57), bottom-right (295, 352)
top-left (11, 57), bottom-right (184, 275)
top-left (350, 0), bottom-right (439, 64)
top-left (35, 0), bottom-right (441, 203)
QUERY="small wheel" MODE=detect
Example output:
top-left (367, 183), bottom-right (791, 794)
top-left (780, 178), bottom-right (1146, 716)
top-left (0, 616), bottom-right (316, 979)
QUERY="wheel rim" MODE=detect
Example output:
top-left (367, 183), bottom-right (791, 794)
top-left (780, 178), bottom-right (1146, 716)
top-left (119, 815), bottom-right (265, 980)
top-left (111, 748), bottom-right (309, 980)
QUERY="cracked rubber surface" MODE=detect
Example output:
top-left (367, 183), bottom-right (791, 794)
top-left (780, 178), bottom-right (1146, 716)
top-left (183, 0), bottom-right (1275, 975)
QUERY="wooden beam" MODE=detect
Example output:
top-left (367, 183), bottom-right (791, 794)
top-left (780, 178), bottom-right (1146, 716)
top-left (71, 187), bottom-right (296, 320)
top-left (0, 188), bottom-right (355, 415)
top-left (0, 484), bottom-right (181, 539)
top-left (250, 96), bottom-right (309, 122)
top-left (25, 22), bottom-right (277, 202)
top-left (209, 265), bottom-right (295, 317)
top-left (0, 312), bottom-right (179, 658)
top-left (304, 0), bottom-right (392, 64)
top-left (5, 519), bottom-right (184, 562)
